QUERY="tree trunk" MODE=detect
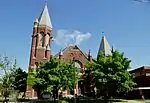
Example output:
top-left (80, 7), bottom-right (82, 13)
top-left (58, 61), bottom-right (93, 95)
top-left (53, 89), bottom-right (58, 100)
top-left (56, 89), bottom-right (58, 99)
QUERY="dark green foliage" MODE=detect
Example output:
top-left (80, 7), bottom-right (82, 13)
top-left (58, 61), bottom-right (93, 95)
top-left (17, 98), bottom-right (31, 102)
top-left (0, 63), bottom-right (3, 68)
top-left (11, 68), bottom-right (28, 97)
top-left (86, 50), bottom-right (134, 99)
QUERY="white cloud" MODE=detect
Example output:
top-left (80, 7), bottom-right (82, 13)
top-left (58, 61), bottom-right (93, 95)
top-left (134, 0), bottom-right (150, 3)
top-left (53, 29), bottom-right (91, 47)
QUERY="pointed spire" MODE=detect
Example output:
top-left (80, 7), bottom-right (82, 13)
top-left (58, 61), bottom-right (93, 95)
top-left (46, 44), bottom-right (51, 51)
top-left (35, 18), bottom-right (38, 23)
top-left (97, 33), bottom-right (112, 60)
top-left (38, 3), bottom-right (52, 28)
top-left (88, 49), bottom-right (92, 61)
top-left (34, 18), bottom-right (39, 27)
top-left (112, 44), bottom-right (115, 53)
top-left (59, 49), bottom-right (63, 56)
top-left (88, 49), bottom-right (91, 57)
top-left (59, 49), bottom-right (63, 60)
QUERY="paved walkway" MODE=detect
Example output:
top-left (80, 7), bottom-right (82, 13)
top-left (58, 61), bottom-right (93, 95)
top-left (5, 100), bottom-right (150, 103)
top-left (121, 100), bottom-right (150, 103)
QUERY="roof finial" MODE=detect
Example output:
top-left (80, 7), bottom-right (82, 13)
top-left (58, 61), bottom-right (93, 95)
top-left (101, 31), bottom-right (104, 36)
top-left (112, 44), bottom-right (115, 52)
top-left (101, 32), bottom-right (105, 38)
top-left (88, 48), bottom-right (91, 56)
top-left (45, 0), bottom-right (48, 5)
top-left (59, 48), bottom-right (63, 56)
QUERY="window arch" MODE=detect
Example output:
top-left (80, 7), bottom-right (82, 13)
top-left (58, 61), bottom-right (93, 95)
top-left (45, 34), bottom-right (50, 46)
top-left (74, 60), bottom-right (82, 73)
top-left (40, 32), bottom-right (45, 47)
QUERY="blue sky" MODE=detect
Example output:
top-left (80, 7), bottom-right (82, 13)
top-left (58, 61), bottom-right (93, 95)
top-left (0, 0), bottom-right (150, 71)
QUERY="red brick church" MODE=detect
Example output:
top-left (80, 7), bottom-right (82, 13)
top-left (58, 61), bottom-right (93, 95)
top-left (26, 3), bottom-right (112, 98)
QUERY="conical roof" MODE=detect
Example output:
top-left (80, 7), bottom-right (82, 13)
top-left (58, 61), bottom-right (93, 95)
top-left (38, 4), bottom-right (52, 28)
top-left (97, 36), bottom-right (112, 59)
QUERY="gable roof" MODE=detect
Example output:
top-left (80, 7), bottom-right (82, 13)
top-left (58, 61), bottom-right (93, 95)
top-left (55, 45), bottom-right (89, 59)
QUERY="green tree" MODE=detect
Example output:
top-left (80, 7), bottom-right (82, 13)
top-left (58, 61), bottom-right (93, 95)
top-left (27, 71), bottom-right (36, 87)
top-left (0, 56), bottom-right (28, 99)
top-left (0, 56), bottom-right (17, 100)
top-left (11, 68), bottom-right (28, 98)
top-left (0, 63), bottom-right (3, 68)
top-left (31, 57), bottom-right (78, 99)
top-left (86, 50), bottom-right (134, 99)
top-left (83, 62), bottom-right (96, 97)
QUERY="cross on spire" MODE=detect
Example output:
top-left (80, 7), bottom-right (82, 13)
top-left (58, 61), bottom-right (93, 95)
top-left (101, 31), bottom-right (104, 36)
top-left (45, 0), bottom-right (48, 5)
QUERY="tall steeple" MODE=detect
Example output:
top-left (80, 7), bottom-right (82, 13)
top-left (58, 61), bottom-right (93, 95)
top-left (97, 33), bottom-right (112, 60)
top-left (27, 2), bottom-right (53, 98)
top-left (38, 3), bottom-right (52, 28)
top-left (29, 2), bottom-right (53, 70)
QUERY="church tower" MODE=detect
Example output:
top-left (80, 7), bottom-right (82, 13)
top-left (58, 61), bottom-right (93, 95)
top-left (27, 3), bottom-right (53, 98)
top-left (29, 3), bottom-right (53, 72)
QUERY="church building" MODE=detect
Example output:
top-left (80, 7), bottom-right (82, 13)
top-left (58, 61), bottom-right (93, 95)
top-left (26, 3), bottom-right (112, 98)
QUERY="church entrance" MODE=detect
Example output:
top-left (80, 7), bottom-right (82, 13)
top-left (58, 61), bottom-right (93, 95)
top-left (78, 80), bottom-right (84, 96)
top-left (74, 60), bottom-right (84, 96)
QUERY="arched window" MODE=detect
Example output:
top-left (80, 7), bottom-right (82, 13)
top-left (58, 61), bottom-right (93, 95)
top-left (45, 34), bottom-right (50, 46)
top-left (40, 32), bottom-right (45, 47)
top-left (74, 61), bottom-right (82, 73)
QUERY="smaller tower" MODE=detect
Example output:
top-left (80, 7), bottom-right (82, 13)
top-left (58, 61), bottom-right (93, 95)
top-left (97, 32), bottom-right (112, 60)
top-left (45, 44), bottom-right (51, 60)
top-left (88, 49), bottom-right (92, 62)
top-left (59, 49), bottom-right (63, 60)
top-left (34, 19), bottom-right (39, 28)
top-left (111, 44), bottom-right (115, 53)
